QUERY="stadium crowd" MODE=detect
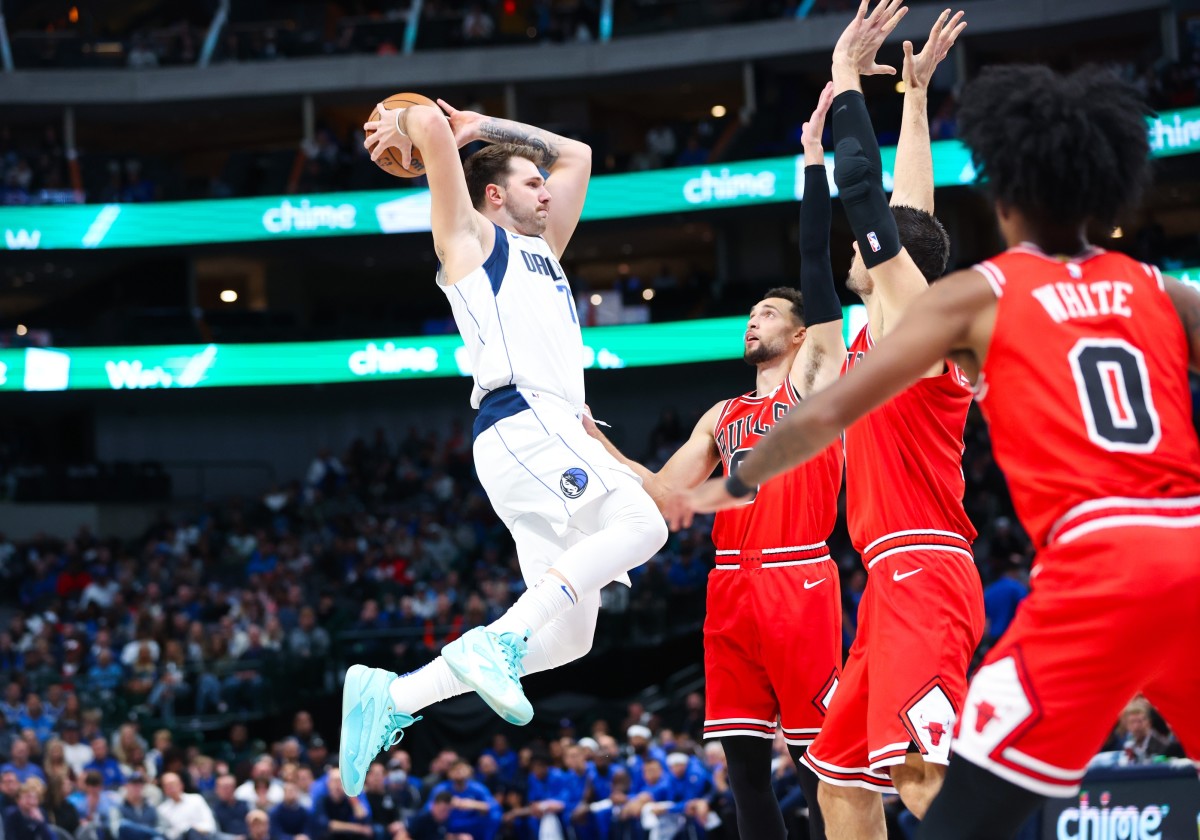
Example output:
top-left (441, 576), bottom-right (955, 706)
top-left (0, 405), bottom-right (1190, 839)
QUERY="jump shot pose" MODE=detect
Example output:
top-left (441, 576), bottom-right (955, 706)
top-left (339, 100), bottom-right (667, 796)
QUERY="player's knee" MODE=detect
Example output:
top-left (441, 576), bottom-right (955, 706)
top-left (818, 779), bottom-right (873, 811)
top-left (891, 764), bottom-right (944, 820)
top-left (607, 484), bottom-right (668, 554)
top-left (559, 632), bottom-right (593, 665)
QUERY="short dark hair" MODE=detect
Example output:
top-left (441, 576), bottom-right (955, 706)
top-left (957, 64), bottom-right (1150, 228)
top-left (433, 791), bottom-right (454, 805)
top-left (463, 144), bottom-right (542, 210)
top-left (891, 206), bottom-right (950, 282)
top-left (84, 770), bottom-right (103, 788)
top-left (760, 287), bottom-right (805, 326)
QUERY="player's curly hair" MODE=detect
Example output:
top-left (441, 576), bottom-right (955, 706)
top-left (464, 144), bottom-right (543, 210)
top-left (957, 64), bottom-right (1151, 228)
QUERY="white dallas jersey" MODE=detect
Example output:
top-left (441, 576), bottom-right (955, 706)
top-left (439, 222), bottom-right (586, 409)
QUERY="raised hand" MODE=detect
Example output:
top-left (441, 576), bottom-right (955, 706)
top-left (833, 0), bottom-right (909, 78)
top-left (437, 98), bottom-right (485, 149)
top-left (802, 81), bottom-right (835, 166)
top-left (903, 8), bottom-right (966, 91)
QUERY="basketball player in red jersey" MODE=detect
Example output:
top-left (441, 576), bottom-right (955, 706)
top-left (669, 57), bottom-right (1200, 840)
top-left (667, 5), bottom-right (978, 838)
top-left (585, 86), bottom-right (845, 840)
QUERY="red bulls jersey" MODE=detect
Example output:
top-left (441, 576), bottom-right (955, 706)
top-left (843, 325), bottom-right (977, 561)
top-left (711, 379), bottom-right (844, 552)
top-left (975, 245), bottom-right (1200, 548)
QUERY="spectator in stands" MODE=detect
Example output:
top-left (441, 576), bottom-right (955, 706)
top-left (3, 739), bottom-right (46, 783)
top-left (85, 737), bottom-right (123, 788)
top-left (41, 740), bottom-right (69, 779)
top-left (1103, 697), bottom-right (1185, 764)
top-left (522, 753), bottom-right (566, 839)
top-left (363, 765), bottom-right (407, 840)
top-left (383, 755), bottom-right (421, 820)
top-left (208, 774), bottom-right (249, 837)
top-left (983, 553), bottom-right (1029, 646)
top-left (1, 682), bottom-right (24, 721)
top-left (1, 770), bottom-right (21, 810)
top-left (622, 725), bottom-right (663, 789)
top-left (289, 608), bottom-right (330, 659)
top-left (481, 736), bottom-right (518, 785)
top-left (245, 810), bottom-right (271, 840)
top-left (72, 770), bottom-right (119, 833)
top-left (306, 740), bottom-right (331, 775)
top-left (312, 767), bottom-right (373, 840)
top-left (116, 772), bottom-right (163, 840)
top-left (472, 755), bottom-right (502, 796)
top-left (18, 694), bottom-right (55, 744)
top-left (294, 766), bottom-right (317, 811)
top-left (5, 779), bottom-right (53, 840)
top-left (236, 759), bottom-right (284, 810)
top-left (427, 760), bottom-right (500, 840)
top-left (125, 644), bottom-right (159, 708)
top-left (223, 627), bottom-right (266, 713)
top-left (158, 772), bottom-right (217, 840)
top-left (408, 792), bottom-right (467, 840)
top-left (269, 781), bottom-right (311, 840)
top-left (61, 721), bottom-right (93, 776)
top-left (43, 772), bottom-right (79, 836)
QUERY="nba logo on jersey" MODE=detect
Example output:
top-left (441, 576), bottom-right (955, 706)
top-left (867, 231), bottom-right (881, 253)
top-left (560, 468), bottom-right (588, 499)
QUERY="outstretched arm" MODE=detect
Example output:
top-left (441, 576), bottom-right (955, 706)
top-left (584, 403), bottom-right (723, 513)
top-left (793, 82), bottom-right (847, 398)
top-left (438, 99), bottom-right (592, 259)
top-left (890, 9), bottom-right (965, 213)
top-left (663, 268), bottom-right (993, 527)
top-left (364, 103), bottom-right (486, 285)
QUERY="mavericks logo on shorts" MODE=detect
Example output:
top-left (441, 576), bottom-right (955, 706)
top-left (560, 468), bottom-right (589, 499)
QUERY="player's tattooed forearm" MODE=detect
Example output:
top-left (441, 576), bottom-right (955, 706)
top-left (478, 120), bottom-right (560, 168)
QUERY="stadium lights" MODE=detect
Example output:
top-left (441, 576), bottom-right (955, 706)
top-left (220, 290), bottom-right (238, 303)
top-left (711, 105), bottom-right (728, 118)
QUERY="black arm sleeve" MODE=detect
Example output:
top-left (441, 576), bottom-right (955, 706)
top-left (831, 90), bottom-right (882, 173)
top-left (799, 164), bottom-right (842, 326)
top-left (831, 90), bottom-right (901, 268)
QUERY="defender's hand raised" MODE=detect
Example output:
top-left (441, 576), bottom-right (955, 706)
top-left (833, 0), bottom-right (910, 77)
top-left (903, 8), bottom-right (966, 92)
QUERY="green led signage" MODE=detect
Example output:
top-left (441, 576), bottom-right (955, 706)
top-left (2, 108), bottom-right (1195, 251)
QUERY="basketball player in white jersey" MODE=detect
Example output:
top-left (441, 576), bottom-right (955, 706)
top-left (337, 99), bottom-right (667, 797)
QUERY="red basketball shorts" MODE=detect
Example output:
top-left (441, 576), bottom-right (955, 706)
top-left (953, 500), bottom-right (1200, 797)
top-left (802, 545), bottom-right (984, 791)
top-left (703, 548), bottom-right (842, 748)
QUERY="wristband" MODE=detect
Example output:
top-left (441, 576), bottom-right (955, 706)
top-left (394, 108), bottom-right (408, 137)
top-left (725, 472), bottom-right (754, 499)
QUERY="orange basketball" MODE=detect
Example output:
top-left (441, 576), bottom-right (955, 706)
top-left (368, 92), bottom-right (438, 178)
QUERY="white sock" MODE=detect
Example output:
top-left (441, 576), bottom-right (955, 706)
top-left (487, 575), bottom-right (577, 639)
top-left (388, 658), bottom-right (471, 716)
